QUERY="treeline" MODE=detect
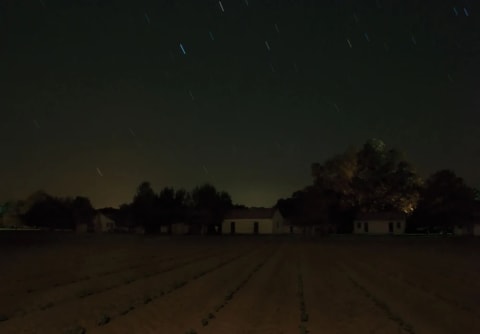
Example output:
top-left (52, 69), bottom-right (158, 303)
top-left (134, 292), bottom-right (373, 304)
top-left (15, 183), bottom-right (240, 234)
top-left (5, 138), bottom-right (478, 235)
top-left (276, 138), bottom-right (479, 233)
top-left (116, 182), bottom-right (236, 234)
top-left (17, 193), bottom-right (96, 230)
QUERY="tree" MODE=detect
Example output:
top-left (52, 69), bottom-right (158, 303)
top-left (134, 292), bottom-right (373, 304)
top-left (352, 139), bottom-right (421, 213)
top-left (410, 169), bottom-right (476, 233)
top-left (308, 139), bottom-right (422, 232)
top-left (22, 195), bottom-right (74, 230)
top-left (72, 196), bottom-right (95, 231)
top-left (132, 181), bottom-right (158, 232)
top-left (190, 184), bottom-right (233, 234)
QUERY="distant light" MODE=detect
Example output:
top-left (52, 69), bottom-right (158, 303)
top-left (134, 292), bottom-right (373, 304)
top-left (179, 43), bottom-right (186, 55)
top-left (219, 1), bottom-right (225, 12)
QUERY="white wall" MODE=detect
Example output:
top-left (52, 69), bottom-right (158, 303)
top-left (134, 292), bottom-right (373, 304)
top-left (474, 224), bottom-right (480, 236)
top-left (94, 214), bottom-right (115, 232)
top-left (222, 218), bottom-right (274, 234)
top-left (354, 219), bottom-right (405, 235)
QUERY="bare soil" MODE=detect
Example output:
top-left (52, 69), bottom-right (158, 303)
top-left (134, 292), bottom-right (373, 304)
top-left (0, 232), bottom-right (479, 334)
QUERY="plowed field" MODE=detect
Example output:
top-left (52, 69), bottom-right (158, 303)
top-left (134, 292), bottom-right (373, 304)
top-left (1, 232), bottom-right (479, 334)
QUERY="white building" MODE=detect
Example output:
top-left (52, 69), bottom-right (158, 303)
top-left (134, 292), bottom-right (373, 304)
top-left (159, 222), bottom-right (190, 235)
top-left (221, 207), bottom-right (286, 235)
top-left (93, 212), bottom-right (115, 232)
top-left (354, 212), bottom-right (406, 235)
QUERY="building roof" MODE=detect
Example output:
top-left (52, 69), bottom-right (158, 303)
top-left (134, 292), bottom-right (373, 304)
top-left (356, 211), bottom-right (406, 221)
top-left (224, 207), bottom-right (276, 219)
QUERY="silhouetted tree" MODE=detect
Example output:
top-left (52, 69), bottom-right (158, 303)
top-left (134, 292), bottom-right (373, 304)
top-left (72, 196), bottom-right (95, 231)
top-left (132, 182), bottom-right (158, 233)
top-left (22, 194), bottom-right (74, 230)
top-left (190, 184), bottom-right (233, 234)
top-left (409, 169), bottom-right (476, 233)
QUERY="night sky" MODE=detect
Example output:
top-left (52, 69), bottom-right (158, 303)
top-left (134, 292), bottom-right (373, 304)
top-left (1, 0), bottom-right (479, 208)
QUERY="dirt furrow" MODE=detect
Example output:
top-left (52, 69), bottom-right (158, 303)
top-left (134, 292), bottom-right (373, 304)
top-left (340, 256), bottom-right (480, 334)
top-left (203, 243), bottom-right (299, 334)
top-left (302, 244), bottom-right (402, 334)
top-left (89, 244), bottom-right (276, 334)
top-left (0, 246), bottom-right (255, 334)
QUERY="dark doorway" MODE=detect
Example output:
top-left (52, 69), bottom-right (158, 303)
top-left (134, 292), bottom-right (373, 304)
top-left (253, 221), bottom-right (259, 234)
top-left (389, 222), bottom-right (394, 233)
top-left (230, 221), bottom-right (236, 234)
top-left (364, 222), bottom-right (369, 233)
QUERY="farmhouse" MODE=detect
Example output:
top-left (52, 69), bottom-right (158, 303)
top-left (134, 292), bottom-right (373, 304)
top-left (222, 207), bottom-right (286, 235)
top-left (354, 212), bottom-right (406, 235)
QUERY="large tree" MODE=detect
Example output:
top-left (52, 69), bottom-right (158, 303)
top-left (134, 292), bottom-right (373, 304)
top-left (72, 196), bottom-right (96, 231)
top-left (410, 169), bottom-right (476, 233)
top-left (131, 181), bottom-right (158, 232)
top-left (22, 194), bottom-right (74, 230)
top-left (190, 184), bottom-right (233, 234)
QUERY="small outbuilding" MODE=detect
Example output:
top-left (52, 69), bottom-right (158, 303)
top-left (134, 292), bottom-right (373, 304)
top-left (221, 207), bottom-right (285, 235)
top-left (159, 222), bottom-right (190, 235)
top-left (354, 212), bottom-right (406, 235)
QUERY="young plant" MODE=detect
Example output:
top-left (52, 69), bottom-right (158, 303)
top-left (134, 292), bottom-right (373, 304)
top-left (97, 314), bottom-right (111, 326)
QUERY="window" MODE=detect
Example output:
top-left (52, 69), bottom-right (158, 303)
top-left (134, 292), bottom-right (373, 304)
top-left (397, 221), bottom-right (401, 229)
top-left (388, 222), bottom-right (393, 233)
